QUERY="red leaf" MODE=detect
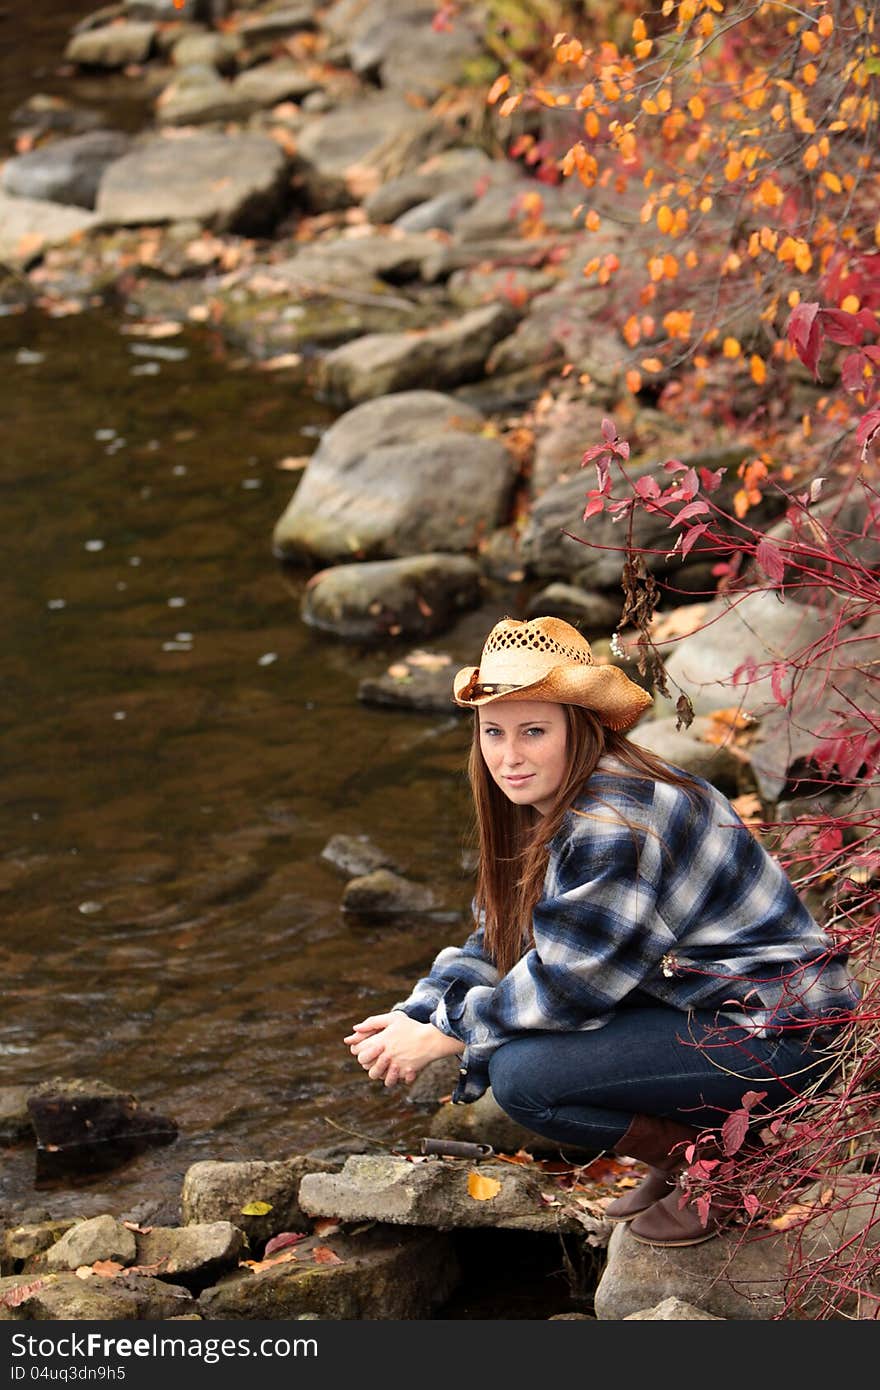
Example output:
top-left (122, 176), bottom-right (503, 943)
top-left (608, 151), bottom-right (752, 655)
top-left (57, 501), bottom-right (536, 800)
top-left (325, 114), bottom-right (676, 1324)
top-left (671, 499), bottom-right (710, 524)
top-left (698, 466), bottom-right (726, 493)
top-left (263, 1231), bottom-right (309, 1257)
top-left (663, 459), bottom-right (687, 472)
top-left (743, 1192), bottom-right (761, 1217)
top-left (770, 661), bottom-right (788, 708)
top-left (755, 537), bottom-right (785, 584)
top-left (0, 1278), bottom-right (47, 1309)
top-left (696, 1194), bottom-right (712, 1227)
top-left (819, 307), bottom-right (874, 346)
top-left (613, 438), bottom-right (630, 460)
top-left (786, 301), bottom-right (823, 378)
top-left (634, 475), bottom-right (661, 499)
top-left (856, 408), bottom-right (880, 458)
top-left (740, 1091), bottom-right (768, 1111)
top-left (583, 494), bottom-right (606, 519)
top-left (582, 443), bottom-right (611, 464)
top-left (680, 522), bottom-right (709, 558)
top-left (601, 416), bottom-right (617, 442)
top-left (721, 1108), bottom-right (750, 1156)
top-left (840, 351), bottom-right (867, 392)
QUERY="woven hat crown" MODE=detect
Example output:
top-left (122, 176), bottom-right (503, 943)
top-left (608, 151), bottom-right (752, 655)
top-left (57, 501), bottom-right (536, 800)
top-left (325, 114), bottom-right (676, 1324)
top-left (481, 617), bottom-right (594, 669)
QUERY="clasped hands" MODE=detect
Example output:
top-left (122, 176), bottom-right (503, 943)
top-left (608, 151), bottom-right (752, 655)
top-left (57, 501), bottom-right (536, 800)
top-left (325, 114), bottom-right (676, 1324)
top-left (344, 1011), bottom-right (464, 1089)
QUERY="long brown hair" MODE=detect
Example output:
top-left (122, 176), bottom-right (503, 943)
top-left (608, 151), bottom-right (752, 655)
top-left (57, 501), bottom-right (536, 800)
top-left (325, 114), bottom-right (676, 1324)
top-left (468, 704), bottom-right (706, 976)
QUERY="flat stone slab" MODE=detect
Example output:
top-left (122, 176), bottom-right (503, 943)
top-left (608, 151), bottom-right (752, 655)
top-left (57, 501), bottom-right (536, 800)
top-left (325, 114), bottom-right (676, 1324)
top-left (300, 554), bottom-right (483, 642)
top-left (198, 1226), bottom-right (458, 1320)
top-left (0, 192), bottom-right (98, 269)
top-left (0, 1271), bottom-right (194, 1321)
top-left (181, 1157), bottom-right (340, 1244)
top-left (96, 132), bottom-right (288, 234)
top-left (297, 1154), bottom-right (589, 1233)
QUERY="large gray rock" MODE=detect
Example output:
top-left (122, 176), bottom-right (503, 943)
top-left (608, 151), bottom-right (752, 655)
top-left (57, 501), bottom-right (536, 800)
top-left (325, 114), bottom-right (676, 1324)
top-left (96, 132), bottom-right (289, 233)
top-left (364, 146), bottom-right (496, 224)
top-left (198, 1226), bottom-right (458, 1320)
top-left (65, 22), bottom-right (157, 67)
top-left (454, 180), bottom-right (588, 243)
top-left (320, 833), bottom-right (400, 879)
top-left (0, 1272), bottom-right (194, 1320)
top-left (295, 94), bottom-right (447, 210)
top-left (298, 1154), bottom-right (589, 1233)
top-left (3, 1221), bottom-right (78, 1270)
top-left (155, 66), bottom-right (251, 125)
top-left (171, 31), bottom-right (242, 72)
top-left (230, 60), bottom-right (322, 107)
top-left (2, 130), bottom-right (130, 210)
top-left (524, 583), bottom-right (622, 634)
top-left (238, 4), bottom-right (318, 42)
top-left (134, 1222), bottom-right (245, 1284)
top-left (628, 715), bottom-right (748, 794)
top-left (44, 1216), bottom-right (137, 1272)
top-left (317, 303), bottom-right (520, 405)
top-left (0, 192), bottom-right (98, 269)
top-left (341, 868), bottom-right (436, 916)
top-left (181, 1157), bottom-right (338, 1244)
top-left (625, 1297), bottom-right (723, 1319)
top-left (301, 555), bottom-right (483, 642)
top-left (273, 391), bottom-right (512, 562)
top-left (349, 7), bottom-right (483, 98)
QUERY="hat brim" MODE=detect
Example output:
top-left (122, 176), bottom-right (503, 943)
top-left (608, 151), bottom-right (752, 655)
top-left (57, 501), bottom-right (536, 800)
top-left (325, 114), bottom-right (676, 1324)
top-left (452, 662), bottom-right (653, 733)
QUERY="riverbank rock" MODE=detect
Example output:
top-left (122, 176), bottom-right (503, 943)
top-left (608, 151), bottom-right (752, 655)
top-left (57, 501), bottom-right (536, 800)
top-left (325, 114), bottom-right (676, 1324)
top-left (365, 146), bottom-right (498, 225)
top-left (133, 1223), bottom-right (245, 1287)
top-left (0, 1271), bottom-right (195, 1321)
top-left (298, 1154), bottom-right (588, 1234)
top-left (65, 21), bottom-right (157, 68)
top-left (425, 1092), bottom-right (590, 1160)
top-left (524, 583), bottom-right (622, 633)
top-left (629, 715), bottom-right (748, 794)
top-left (2, 131), bottom-right (130, 210)
top-left (294, 93), bottom-right (449, 210)
top-left (320, 833), bottom-right (401, 878)
top-left (357, 650), bottom-right (457, 713)
top-left (273, 392), bottom-right (512, 562)
top-left (341, 868), bottom-right (435, 916)
top-left (0, 193), bottom-right (99, 270)
top-left (26, 1078), bottom-right (176, 1152)
top-left (0, 1087), bottom-right (33, 1145)
top-left (181, 1157), bottom-right (340, 1244)
top-left (300, 555), bottom-right (482, 642)
top-left (316, 302), bottom-right (520, 406)
top-left (197, 1225), bottom-right (458, 1320)
top-left (625, 1297), bottom-right (722, 1319)
top-left (349, 6), bottom-right (484, 98)
top-left (96, 132), bottom-right (289, 234)
top-left (43, 1215), bottom-right (136, 1272)
top-left (2, 1221), bottom-right (78, 1272)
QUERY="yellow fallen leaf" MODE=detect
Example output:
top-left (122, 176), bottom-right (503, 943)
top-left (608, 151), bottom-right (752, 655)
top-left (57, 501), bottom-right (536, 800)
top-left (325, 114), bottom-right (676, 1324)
top-left (468, 1171), bottom-right (501, 1201)
top-left (240, 1201), bottom-right (273, 1216)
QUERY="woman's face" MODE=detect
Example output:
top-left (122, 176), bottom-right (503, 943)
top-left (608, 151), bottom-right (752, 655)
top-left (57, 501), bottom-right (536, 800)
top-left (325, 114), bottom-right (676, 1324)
top-left (478, 700), bottom-right (569, 816)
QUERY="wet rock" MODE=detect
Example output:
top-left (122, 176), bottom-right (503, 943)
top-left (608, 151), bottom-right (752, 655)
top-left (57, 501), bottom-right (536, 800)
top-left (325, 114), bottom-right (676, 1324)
top-left (65, 21), bottom-right (157, 67)
top-left (0, 193), bottom-right (99, 270)
top-left (625, 1297), bottom-right (723, 1320)
top-left (341, 869), bottom-right (436, 916)
top-left (628, 715), bottom-right (748, 794)
top-left (487, 287), bottom-right (622, 391)
top-left (8, 132), bottom-right (130, 214)
top-left (0, 1271), bottom-right (194, 1320)
top-left (454, 180), bottom-right (587, 243)
top-left (44, 1215), bottom-right (137, 1272)
top-left (274, 391), bottom-right (511, 563)
top-left (270, 230), bottom-right (449, 291)
top-left (524, 584), bottom-right (622, 634)
top-left (27, 1078), bottom-right (177, 1152)
top-left (349, 7), bottom-right (483, 99)
top-left (198, 1225), bottom-right (458, 1320)
top-left (320, 834), bottom-right (400, 879)
top-left (134, 1222), bottom-right (245, 1286)
top-left (96, 132), bottom-right (289, 234)
top-left (317, 302), bottom-right (520, 406)
top-left (594, 1220), bottom-right (789, 1320)
top-left (181, 1157), bottom-right (340, 1244)
top-left (295, 94), bottom-right (449, 210)
top-left (364, 146), bottom-right (496, 224)
top-left (298, 1154), bottom-right (588, 1234)
top-left (358, 657), bottom-right (458, 713)
top-left (300, 555), bottom-right (483, 642)
top-left (10, 94), bottom-right (104, 139)
top-left (403, 1055), bottom-right (462, 1107)
top-left (0, 1087), bottom-right (33, 1144)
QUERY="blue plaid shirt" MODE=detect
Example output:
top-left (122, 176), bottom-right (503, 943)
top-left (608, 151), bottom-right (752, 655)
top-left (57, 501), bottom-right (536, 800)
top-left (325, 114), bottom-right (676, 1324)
top-left (393, 756), bottom-right (859, 1103)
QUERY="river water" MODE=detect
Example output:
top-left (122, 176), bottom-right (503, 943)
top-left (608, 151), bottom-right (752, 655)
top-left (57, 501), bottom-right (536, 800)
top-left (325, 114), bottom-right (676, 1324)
top-left (0, 6), bottom-right (518, 1223)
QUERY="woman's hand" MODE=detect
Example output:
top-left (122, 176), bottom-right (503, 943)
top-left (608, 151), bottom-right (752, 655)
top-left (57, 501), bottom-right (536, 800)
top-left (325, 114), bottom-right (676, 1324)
top-left (344, 1012), bottom-right (463, 1088)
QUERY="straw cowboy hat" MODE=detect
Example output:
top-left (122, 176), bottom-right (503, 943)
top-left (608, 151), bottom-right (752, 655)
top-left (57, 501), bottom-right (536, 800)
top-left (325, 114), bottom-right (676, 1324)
top-left (453, 615), bottom-right (653, 733)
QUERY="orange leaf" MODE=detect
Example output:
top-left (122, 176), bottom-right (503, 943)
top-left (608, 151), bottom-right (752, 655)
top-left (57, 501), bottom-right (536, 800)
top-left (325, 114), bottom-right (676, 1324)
top-left (487, 74), bottom-right (510, 104)
top-left (312, 1245), bottom-right (343, 1265)
top-left (468, 1172), bottom-right (502, 1201)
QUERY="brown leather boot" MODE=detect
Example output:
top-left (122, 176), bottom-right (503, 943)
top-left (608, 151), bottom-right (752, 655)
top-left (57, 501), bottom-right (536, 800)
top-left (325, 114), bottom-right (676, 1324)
top-left (603, 1114), bottom-right (703, 1223)
top-left (628, 1181), bottom-right (742, 1246)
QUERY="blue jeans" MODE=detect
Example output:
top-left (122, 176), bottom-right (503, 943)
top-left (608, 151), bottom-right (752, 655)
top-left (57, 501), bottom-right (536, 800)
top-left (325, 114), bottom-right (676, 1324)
top-left (487, 1005), bottom-right (840, 1149)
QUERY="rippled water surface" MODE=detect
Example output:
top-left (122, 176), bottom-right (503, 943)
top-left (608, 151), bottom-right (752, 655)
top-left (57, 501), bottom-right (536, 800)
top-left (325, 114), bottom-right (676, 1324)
top-left (0, 303), bottom-right (502, 1221)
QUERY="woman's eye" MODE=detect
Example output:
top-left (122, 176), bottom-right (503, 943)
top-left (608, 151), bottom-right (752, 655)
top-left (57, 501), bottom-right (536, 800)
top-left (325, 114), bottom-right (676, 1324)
top-left (526, 727), bottom-right (545, 737)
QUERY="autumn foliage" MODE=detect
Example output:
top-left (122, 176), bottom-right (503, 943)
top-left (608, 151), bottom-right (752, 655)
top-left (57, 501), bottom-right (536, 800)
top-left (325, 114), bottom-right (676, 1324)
top-left (486, 0), bottom-right (880, 1319)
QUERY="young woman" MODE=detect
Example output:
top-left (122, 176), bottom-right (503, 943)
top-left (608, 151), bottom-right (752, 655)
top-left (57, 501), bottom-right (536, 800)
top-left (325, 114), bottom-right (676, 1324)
top-left (344, 616), bottom-right (859, 1246)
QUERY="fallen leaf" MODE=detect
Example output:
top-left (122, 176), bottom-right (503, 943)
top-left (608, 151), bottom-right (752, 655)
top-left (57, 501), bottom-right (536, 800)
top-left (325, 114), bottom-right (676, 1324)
top-left (122, 1220), bottom-right (153, 1234)
top-left (312, 1245), bottom-right (343, 1265)
top-left (651, 604), bottom-right (707, 644)
top-left (467, 1172), bottom-right (502, 1201)
top-left (240, 1200), bottom-right (273, 1216)
top-left (387, 663), bottom-right (410, 679)
top-left (240, 1248), bottom-right (300, 1273)
top-left (74, 1266), bottom-right (94, 1280)
top-left (312, 1218), bottom-right (342, 1237)
top-left (1, 1278), bottom-right (49, 1306)
top-left (263, 1231), bottom-right (309, 1258)
top-left (126, 1259), bottom-right (168, 1276)
top-left (90, 1260), bottom-right (126, 1278)
top-left (275, 455), bottom-right (310, 471)
top-left (256, 353), bottom-right (302, 371)
top-left (120, 321), bottom-right (183, 339)
top-left (766, 1201), bottom-right (816, 1230)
